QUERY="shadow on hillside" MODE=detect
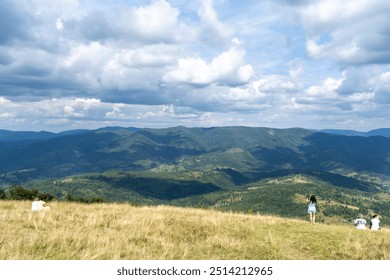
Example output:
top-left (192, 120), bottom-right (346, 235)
top-left (301, 133), bottom-right (390, 175)
top-left (93, 175), bottom-right (221, 200)
top-left (219, 168), bottom-right (377, 192)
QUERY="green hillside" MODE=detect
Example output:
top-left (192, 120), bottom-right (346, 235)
top-left (13, 169), bottom-right (390, 225)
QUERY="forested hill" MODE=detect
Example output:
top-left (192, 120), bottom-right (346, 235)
top-left (0, 126), bottom-right (389, 183)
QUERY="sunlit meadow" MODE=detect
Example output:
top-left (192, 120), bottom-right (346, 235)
top-left (1, 200), bottom-right (390, 260)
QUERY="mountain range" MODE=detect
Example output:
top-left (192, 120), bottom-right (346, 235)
top-left (2, 127), bottom-right (390, 142)
top-left (0, 126), bottom-right (389, 184)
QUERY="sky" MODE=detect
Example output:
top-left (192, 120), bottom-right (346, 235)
top-left (0, 0), bottom-right (389, 132)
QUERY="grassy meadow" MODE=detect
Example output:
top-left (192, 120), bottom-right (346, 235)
top-left (1, 200), bottom-right (390, 260)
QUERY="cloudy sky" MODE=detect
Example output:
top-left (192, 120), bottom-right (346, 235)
top-left (0, 0), bottom-right (389, 132)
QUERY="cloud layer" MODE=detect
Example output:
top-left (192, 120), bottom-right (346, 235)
top-left (0, 0), bottom-right (389, 131)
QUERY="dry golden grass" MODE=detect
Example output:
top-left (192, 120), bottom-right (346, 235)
top-left (1, 200), bottom-right (390, 260)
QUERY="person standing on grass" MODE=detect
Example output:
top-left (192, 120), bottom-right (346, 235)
top-left (370, 214), bottom-right (381, 230)
top-left (354, 214), bottom-right (367, 230)
top-left (307, 195), bottom-right (317, 224)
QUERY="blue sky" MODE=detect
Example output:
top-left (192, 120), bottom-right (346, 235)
top-left (0, 0), bottom-right (389, 132)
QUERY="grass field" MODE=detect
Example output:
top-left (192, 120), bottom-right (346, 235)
top-left (1, 200), bottom-right (390, 260)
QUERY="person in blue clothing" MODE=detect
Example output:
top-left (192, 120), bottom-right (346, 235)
top-left (307, 195), bottom-right (317, 224)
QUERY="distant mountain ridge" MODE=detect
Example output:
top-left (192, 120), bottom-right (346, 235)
top-left (0, 127), bottom-right (141, 142)
top-left (0, 126), bottom-right (389, 184)
top-left (0, 129), bottom-right (56, 142)
top-left (320, 128), bottom-right (390, 137)
top-left (1, 126), bottom-right (389, 142)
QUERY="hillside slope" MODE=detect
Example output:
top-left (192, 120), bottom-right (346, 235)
top-left (25, 170), bottom-right (390, 225)
top-left (1, 200), bottom-right (389, 260)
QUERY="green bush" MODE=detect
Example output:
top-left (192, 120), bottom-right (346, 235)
top-left (9, 186), bottom-right (38, 200)
top-left (8, 185), bottom-right (54, 201)
top-left (0, 189), bottom-right (6, 200)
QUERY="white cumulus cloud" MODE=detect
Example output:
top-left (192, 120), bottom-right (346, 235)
top-left (300, 0), bottom-right (390, 65)
top-left (163, 39), bottom-right (253, 86)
